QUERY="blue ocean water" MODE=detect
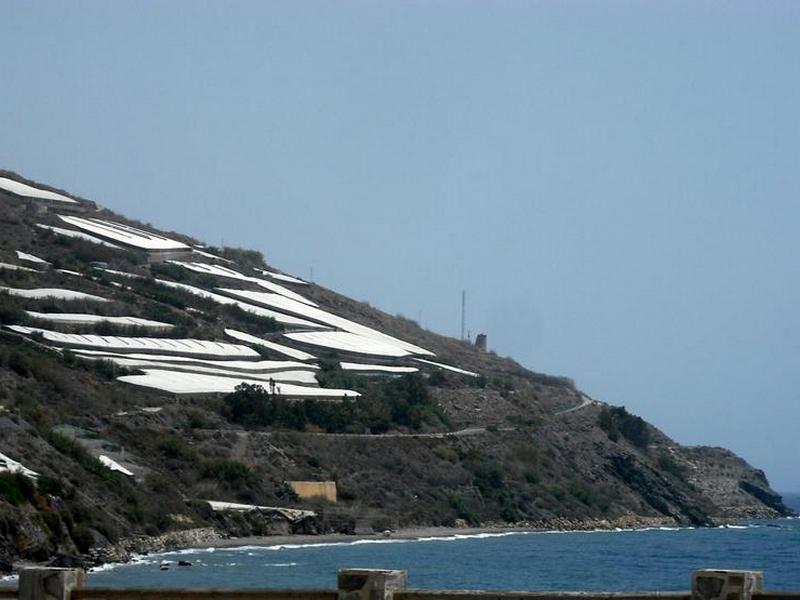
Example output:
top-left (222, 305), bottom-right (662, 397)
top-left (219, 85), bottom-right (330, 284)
top-left (83, 519), bottom-right (800, 592)
top-left (783, 493), bottom-right (800, 512)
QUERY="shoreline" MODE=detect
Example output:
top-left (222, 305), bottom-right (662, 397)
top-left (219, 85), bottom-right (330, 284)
top-left (4, 514), bottom-right (782, 580)
top-left (184, 512), bottom-right (763, 552)
top-left (182, 514), bottom-right (682, 553)
top-left (187, 525), bottom-right (528, 551)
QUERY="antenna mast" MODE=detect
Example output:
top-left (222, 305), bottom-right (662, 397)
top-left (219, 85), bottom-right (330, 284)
top-left (461, 289), bottom-right (466, 341)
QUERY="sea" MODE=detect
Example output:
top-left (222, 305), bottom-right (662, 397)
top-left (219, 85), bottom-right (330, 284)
top-left (68, 517), bottom-right (800, 592)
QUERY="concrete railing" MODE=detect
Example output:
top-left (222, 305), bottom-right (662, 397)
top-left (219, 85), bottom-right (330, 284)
top-left (3, 567), bottom-right (794, 600)
top-left (399, 595), bottom-right (691, 600)
top-left (75, 592), bottom-right (336, 600)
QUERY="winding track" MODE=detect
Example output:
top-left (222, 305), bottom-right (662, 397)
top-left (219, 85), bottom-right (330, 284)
top-left (555, 393), bottom-right (594, 415)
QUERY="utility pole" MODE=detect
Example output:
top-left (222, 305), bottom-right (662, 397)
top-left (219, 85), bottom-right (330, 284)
top-left (461, 289), bottom-right (466, 341)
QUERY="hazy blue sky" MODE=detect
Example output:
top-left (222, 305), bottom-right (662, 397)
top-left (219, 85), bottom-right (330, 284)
top-left (2, 2), bottom-right (798, 491)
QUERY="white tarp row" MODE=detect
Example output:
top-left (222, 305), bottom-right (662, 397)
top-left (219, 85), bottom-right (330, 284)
top-left (1, 286), bottom-right (109, 302)
top-left (118, 369), bottom-right (358, 398)
top-left (59, 215), bottom-right (190, 251)
top-left (167, 261), bottom-right (316, 306)
top-left (340, 362), bottom-right (419, 373)
top-left (65, 348), bottom-right (317, 373)
top-left (154, 279), bottom-right (327, 330)
top-left (0, 451), bottom-right (39, 479)
top-left (286, 330), bottom-right (411, 358)
top-left (98, 455), bottom-right (134, 477)
top-left (0, 177), bottom-right (77, 204)
top-left (7, 325), bottom-right (260, 359)
top-left (224, 329), bottom-right (316, 361)
top-left (0, 262), bottom-right (37, 272)
top-left (253, 268), bottom-right (308, 286)
top-left (16, 251), bottom-right (50, 265)
top-left (37, 223), bottom-right (123, 249)
top-left (412, 358), bottom-right (479, 377)
top-left (75, 352), bottom-right (319, 385)
top-left (218, 288), bottom-right (433, 357)
top-left (26, 311), bottom-right (174, 330)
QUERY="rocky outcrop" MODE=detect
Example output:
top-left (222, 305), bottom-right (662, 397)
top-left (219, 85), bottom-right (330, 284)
top-left (677, 446), bottom-right (791, 518)
top-left (87, 528), bottom-right (223, 567)
top-left (604, 454), bottom-right (712, 525)
top-left (738, 481), bottom-right (788, 515)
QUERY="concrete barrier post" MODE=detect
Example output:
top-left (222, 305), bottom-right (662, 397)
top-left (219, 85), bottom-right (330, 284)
top-left (338, 569), bottom-right (407, 600)
top-left (18, 568), bottom-right (85, 600)
top-left (693, 569), bottom-right (764, 600)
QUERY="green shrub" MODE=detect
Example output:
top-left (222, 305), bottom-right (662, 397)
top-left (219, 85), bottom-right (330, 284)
top-left (71, 526), bottom-right (95, 552)
top-left (658, 452), bottom-right (688, 479)
top-left (46, 431), bottom-right (74, 454)
top-left (215, 303), bottom-right (281, 334)
top-left (223, 373), bottom-right (447, 434)
top-left (8, 350), bottom-right (33, 377)
top-left (472, 461), bottom-right (505, 494)
top-left (598, 407), bottom-right (619, 441)
top-left (524, 470), bottom-right (540, 484)
top-left (0, 293), bottom-right (28, 325)
top-left (37, 474), bottom-right (66, 496)
top-left (568, 480), bottom-right (598, 507)
top-left (201, 460), bottom-right (256, 489)
top-left (92, 359), bottom-right (137, 380)
top-left (0, 472), bottom-right (36, 505)
top-left (143, 509), bottom-right (173, 535)
top-left (427, 370), bottom-right (448, 387)
top-left (185, 409), bottom-right (211, 429)
top-left (61, 348), bottom-right (77, 366)
top-left (448, 495), bottom-right (479, 525)
top-left (140, 302), bottom-right (181, 324)
top-left (128, 277), bottom-right (188, 309)
top-left (150, 262), bottom-right (218, 288)
top-left (156, 433), bottom-right (196, 460)
top-left (315, 359), bottom-right (361, 390)
top-left (337, 484), bottom-right (357, 501)
top-left (46, 431), bottom-right (116, 481)
top-left (205, 246), bottom-right (266, 269)
top-left (50, 234), bottom-right (141, 267)
top-left (506, 414), bottom-right (540, 428)
top-left (598, 406), bottom-right (650, 448)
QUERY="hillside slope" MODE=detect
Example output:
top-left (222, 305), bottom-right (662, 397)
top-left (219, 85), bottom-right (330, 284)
top-left (0, 170), bottom-right (791, 572)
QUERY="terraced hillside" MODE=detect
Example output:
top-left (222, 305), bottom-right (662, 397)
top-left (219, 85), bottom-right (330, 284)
top-left (0, 170), bottom-right (792, 571)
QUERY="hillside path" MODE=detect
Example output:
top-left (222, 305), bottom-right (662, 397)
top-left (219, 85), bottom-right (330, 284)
top-left (556, 393), bottom-right (594, 415)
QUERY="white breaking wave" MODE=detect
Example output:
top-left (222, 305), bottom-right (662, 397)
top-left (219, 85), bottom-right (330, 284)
top-left (159, 527), bottom-right (717, 555)
top-left (84, 522), bottom-right (770, 579)
top-left (86, 553), bottom-right (160, 575)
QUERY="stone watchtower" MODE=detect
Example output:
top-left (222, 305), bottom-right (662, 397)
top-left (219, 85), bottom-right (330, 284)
top-left (474, 333), bottom-right (487, 351)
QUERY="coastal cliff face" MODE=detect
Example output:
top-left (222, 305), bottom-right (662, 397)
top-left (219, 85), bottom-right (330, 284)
top-left (0, 171), bottom-right (792, 571)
